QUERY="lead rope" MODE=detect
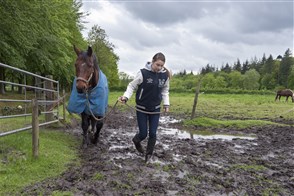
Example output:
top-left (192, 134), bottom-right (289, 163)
top-left (86, 93), bottom-right (119, 122)
top-left (86, 94), bottom-right (164, 122)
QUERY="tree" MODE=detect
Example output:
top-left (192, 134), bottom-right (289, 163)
top-left (87, 25), bottom-right (119, 88)
top-left (279, 48), bottom-right (293, 87)
top-left (201, 73), bottom-right (217, 89)
top-left (287, 65), bottom-right (294, 89)
top-left (260, 73), bottom-right (276, 90)
top-left (261, 54), bottom-right (275, 75)
top-left (241, 60), bottom-right (250, 74)
top-left (243, 69), bottom-right (260, 90)
top-left (118, 72), bottom-right (133, 89)
top-left (233, 58), bottom-right (241, 72)
top-left (228, 71), bottom-right (243, 89)
top-left (221, 63), bottom-right (231, 73)
top-left (0, 0), bottom-right (87, 92)
top-left (249, 56), bottom-right (260, 72)
top-left (200, 64), bottom-right (215, 75)
top-left (215, 76), bottom-right (227, 88)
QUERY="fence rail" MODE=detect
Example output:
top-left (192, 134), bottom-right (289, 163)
top-left (0, 62), bottom-right (66, 157)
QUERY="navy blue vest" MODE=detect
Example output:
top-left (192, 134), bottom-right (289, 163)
top-left (136, 69), bottom-right (168, 111)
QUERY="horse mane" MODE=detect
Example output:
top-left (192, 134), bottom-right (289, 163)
top-left (92, 53), bottom-right (100, 71)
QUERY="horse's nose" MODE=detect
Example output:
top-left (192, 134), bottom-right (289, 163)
top-left (76, 87), bottom-right (84, 94)
top-left (76, 82), bottom-right (87, 93)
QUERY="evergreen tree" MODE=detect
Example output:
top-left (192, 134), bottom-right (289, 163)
top-left (287, 65), bottom-right (294, 89)
top-left (233, 59), bottom-right (241, 72)
top-left (279, 48), bottom-right (293, 87)
top-left (241, 60), bottom-right (250, 74)
top-left (221, 63), bottom-right (231, 73)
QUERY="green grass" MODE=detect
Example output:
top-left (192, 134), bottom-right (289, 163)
top-left (183, 117), bottom-right (283, 129)
top-left (170, 93), bottom-right (294, 120)
top-left (2, 91), bottom-right (293, 131)
top-left (0, 130), bottom-right (79, 195)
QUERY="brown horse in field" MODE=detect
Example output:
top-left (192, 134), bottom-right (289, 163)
top-left (275, 89), bottom-right (294, 102)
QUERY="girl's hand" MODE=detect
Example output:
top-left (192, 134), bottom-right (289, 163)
top-left (118, 96), bottom-right (128, 103)
top-left (164, 106), bottom-right (169, 113)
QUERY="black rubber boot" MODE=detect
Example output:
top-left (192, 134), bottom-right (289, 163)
top-left (132, 134), bottom-right (144, 154)
top-left (145, 137), bottom-right (156, 163)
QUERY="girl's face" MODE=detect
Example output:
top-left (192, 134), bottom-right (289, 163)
top-left (152, 60), bottom-right (165, 72)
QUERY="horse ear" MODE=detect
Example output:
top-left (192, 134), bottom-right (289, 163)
top-left (87, 46), bottom-right (93, 57)
top-left (73, 45), bottom-right (81, 56)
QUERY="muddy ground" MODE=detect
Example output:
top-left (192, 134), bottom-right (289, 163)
top-left (22, 110), bottom-right (294, 196)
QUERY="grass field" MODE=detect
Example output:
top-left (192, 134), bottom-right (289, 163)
top-left (1, 91), bottom-right (293, 132)
top-left (0, 130), bottom-right (79, 195)
top-left (0, 91), bottom-right (293, 194)
top-left (109, 91), bottom-right (294, 121)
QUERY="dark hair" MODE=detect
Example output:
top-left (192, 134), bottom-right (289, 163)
top-left (152, 52), bottom-right (165, 63)
top-left (152, 52), bottom-right (171, 79)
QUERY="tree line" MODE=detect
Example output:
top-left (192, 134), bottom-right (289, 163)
top-left (0, 0), bottom-right (119, 94)
top-left (171, 48), bottom-right (294, 93)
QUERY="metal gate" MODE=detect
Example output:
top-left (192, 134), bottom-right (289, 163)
top-left (0, 62), bottom-right (65, 137)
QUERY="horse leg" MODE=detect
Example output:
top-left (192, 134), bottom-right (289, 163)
top-left (81, 113), bottom-right (90, 148)
top-left (92, 117), bottom-right (103, 144)
top-left (275, 94), bottom-right (279, 101)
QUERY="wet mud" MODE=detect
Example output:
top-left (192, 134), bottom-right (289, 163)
top-left (22, 110), bottom-right (294, 195)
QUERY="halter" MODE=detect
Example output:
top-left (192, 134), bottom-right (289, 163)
top-left (76, 72), bottom-right (93, 85)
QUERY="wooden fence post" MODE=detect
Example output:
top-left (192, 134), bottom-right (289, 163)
top-left (191, 76), bottom-right (202, 119)
top-left (32, 98), bottom-right (39, 158)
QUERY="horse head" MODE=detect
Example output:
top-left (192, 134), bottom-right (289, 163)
top-left (74, 45), bottom-right (99, 93)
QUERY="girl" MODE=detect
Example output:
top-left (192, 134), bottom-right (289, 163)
top-left (118, 52), bottom-right (170, 162)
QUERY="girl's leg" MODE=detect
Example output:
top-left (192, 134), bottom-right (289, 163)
top-left (145, 108), bottom-right (160, 162)
top-left (133, 111), bottom-right (148, 153)
top-left (136, 111), bottom-right (148, 140)
top-left (148, 109), bottom-right (160, 139)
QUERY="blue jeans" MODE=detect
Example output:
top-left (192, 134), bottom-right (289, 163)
top-left (136, 108), bottom-right (160, 140)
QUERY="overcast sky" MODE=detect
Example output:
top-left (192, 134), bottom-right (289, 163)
top-left (81, 0), bottom-right (293, 76)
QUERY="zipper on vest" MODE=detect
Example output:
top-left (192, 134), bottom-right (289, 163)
top-left (138, 88), bottom-right (144, 100)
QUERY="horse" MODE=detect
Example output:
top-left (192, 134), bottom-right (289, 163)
top-left (275, 89), bottom-right (294, 102)
top-left (67, 46), bottom-right (108, 148)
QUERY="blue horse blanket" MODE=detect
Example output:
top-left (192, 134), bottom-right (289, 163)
top-left (67, 70), bottom-right (108, 116)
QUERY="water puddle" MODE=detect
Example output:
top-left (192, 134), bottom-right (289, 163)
top-left (177, 169), bottom-right (188, 178)
top-left (159, 116), bottom-right (180, 124)
top-left (158, 116), bottom-right (256, 141)
top-left (159, 127), bottom-right (255, 141)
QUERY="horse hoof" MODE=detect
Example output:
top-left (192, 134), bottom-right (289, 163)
top-left (82, 141), bottom-right (89, 148)
top-left (91, 137), bottom-right (99, 145)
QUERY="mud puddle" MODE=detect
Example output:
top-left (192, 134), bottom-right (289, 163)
top-left (22, 111), bottom-right (294, 195)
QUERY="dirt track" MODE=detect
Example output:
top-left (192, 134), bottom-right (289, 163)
top-left (22, 110), bottom-right (294, 195)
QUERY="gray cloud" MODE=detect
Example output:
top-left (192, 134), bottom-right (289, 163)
top-left (81, 0), bottom-right (293, 75)
top-left (119, 1), bottom-right (229, 26)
